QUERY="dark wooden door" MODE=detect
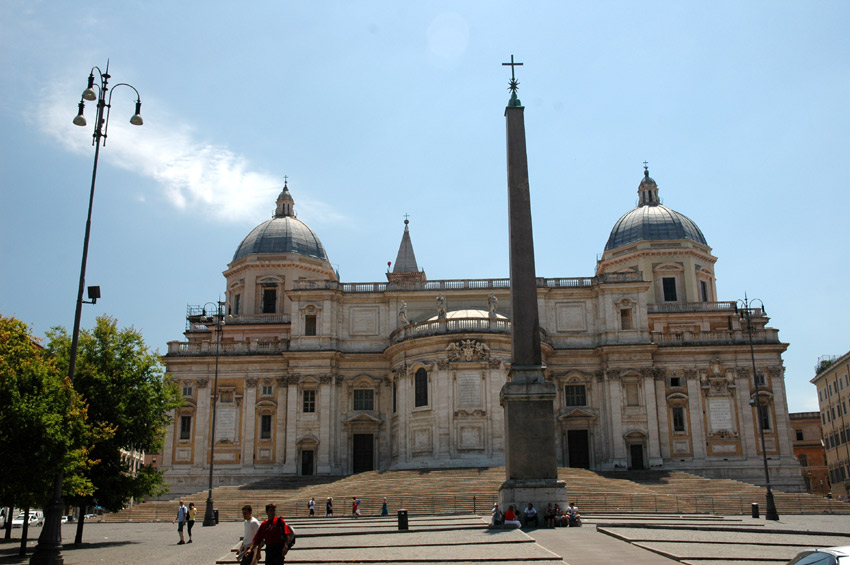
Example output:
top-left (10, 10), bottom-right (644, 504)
top-left (567, 430), bottom-right (590, 468)
top-left (301, 450), bottom-right (314, 475)
top-left (630, 444), bottom-right (645, 470)
top-left (352, 434), bottom-right (374, 474)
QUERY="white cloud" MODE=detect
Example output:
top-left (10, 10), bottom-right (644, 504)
top-left (34, 79), bottom-right (344, 226)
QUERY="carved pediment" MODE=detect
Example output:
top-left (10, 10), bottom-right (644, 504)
top-left (295, 433), bottom-right (319, 446)
top-left (557, 407), bottom-right (598, 421)
top-left (343, 412), bottom-right (383, 425)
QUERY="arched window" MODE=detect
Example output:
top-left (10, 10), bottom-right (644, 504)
top-left (414, 368), bottom-right (428, 408)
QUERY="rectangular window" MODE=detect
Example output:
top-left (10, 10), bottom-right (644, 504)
top-left (662, 277), bottom-right (678, 302)
top-left (669, 376), bottom-right (681, 388)
top-left (218, 391), bottom-right (234, 403)
top-left (414, 368), bottom-right (428, 408)
top-left (620, 308), bottom-right (633, 330)
top-left (626, 383), bottom-right (640, 406)
top-left (180, 416), bottom-right (192, 440)
top-left (700, 280), bottom-right (709, 302)
top-left (757, 405), bottom-right (771, 431)
top-left (672, 406), bottom-right (686, 432)
top-left (754, 371), bottom-right (765, 387)
top-left (262, 384), bottom-right (273, 396)
top-left (799, 454), bottom-right (808, 467)
top-left (234, 294), bottom-right (241, 315)
top-left (392, 381), bottom-right (397, 414)
top-left (303, 389), bottom-right (316, 413)
top-left (262, 288), bottom-right (276, 314)
top-left (353, 389), bottom-right (374, 411)
top-left (305, 314), bottom-right (317, 336)
top-left (564, 385), bottom-right (587, 407)
top-left (182, 386), bottom-right (193, 397)
top-left (260, 414), bottom-right (272, 439)
top-left (795, 429), bottom-right (804, 441)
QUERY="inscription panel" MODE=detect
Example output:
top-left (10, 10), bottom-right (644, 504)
top-left (215, 405), bottom-right (238, 442)
top-left (708, 397), bottom-right (734, 433)
top-left (457, 424), bottom-right (485, 450)
top-left (456, 371), bottom-right (482, 409)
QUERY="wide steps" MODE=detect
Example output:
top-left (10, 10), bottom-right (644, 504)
top-left (104, 467), bottom-right (850, 522)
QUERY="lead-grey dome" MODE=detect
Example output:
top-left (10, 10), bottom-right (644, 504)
top-left (604, 168), bottom-right (707, 251)
top-left (232, 183), bottom-right (330, 262)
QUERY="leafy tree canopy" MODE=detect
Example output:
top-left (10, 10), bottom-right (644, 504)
top-left (46, 316), bottom-right (182, 513)
top-left (0, 316), bottom-right (101, 509)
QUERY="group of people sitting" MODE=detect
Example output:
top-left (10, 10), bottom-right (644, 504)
top-left (490, 501), bottom-right (581, 529)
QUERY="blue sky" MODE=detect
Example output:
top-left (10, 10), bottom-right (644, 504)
top-left (1, 1), bottom-right (848, 413)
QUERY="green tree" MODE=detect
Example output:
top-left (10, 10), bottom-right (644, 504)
top-left (0, 316), bottom-right (100, 552)
top-left (46, 315), bottom-right (182, 542)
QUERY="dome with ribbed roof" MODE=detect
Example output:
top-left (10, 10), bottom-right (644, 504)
top-left (604, 168), bottom-right (707, 251)
top-left (232, 182), bottom-right (330, 263)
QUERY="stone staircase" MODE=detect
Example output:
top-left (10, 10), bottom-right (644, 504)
top-left (104, 467), bottom-right (850, 522)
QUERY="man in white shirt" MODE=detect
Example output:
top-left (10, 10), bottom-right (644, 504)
top-left (238, 505), bottom-right (261, 565)
top-left (173, 500), bottom-right (187, 544)
top-left (308, 497), bottom-right (315, 516)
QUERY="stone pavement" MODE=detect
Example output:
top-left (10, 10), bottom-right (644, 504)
top-left (2, 514), bottom-right (849, 564)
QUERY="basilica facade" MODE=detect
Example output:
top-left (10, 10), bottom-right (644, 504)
top-left (161, 171), bottom-right (803, 492)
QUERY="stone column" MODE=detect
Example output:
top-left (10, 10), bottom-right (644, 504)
top-left (283, 383), bottom-right (298, 474)
top-left (318, 376), bottom-right (332, 473)
top-left (645, 374), bottom-right (662, 467)
top-left (244, 379), bottom-right (257, 467)
top-left (687, 377), bottom-right (707, 460)
top-left (275, 378), bottom-right (287, 468)
top-left (498, 86), bottom-right (565, 511)
top-left (195, 379), bottom-right (211, 467)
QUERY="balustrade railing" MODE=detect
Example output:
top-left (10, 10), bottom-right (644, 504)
top-left (649, 301), bottom-right (737, 313)
top-left (292, 273), bottom-right (643, 293)
top-left (391, 317), bottom-right (512, 343)
top-left (166, 340), bottom-right (289, 356)
top-left (651, 328), bottom-right (780, 346)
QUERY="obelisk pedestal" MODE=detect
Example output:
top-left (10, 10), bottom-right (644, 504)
top-left (498, 57), bottom-right (566, 512)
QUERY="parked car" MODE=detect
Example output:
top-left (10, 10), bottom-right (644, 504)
top-left (11, 514), bottom-right (42, 528)
top-left (788, 546), bottom-right (850, 565)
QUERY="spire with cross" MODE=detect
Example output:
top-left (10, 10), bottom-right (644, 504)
top-left (502, 54), bottom-right (524, 108)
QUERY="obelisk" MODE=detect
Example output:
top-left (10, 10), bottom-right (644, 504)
top-left (499, 55), bottom-right (566, 512)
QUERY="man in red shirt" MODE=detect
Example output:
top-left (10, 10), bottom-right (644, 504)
top-left (249, 503), bottom-right (293, 565)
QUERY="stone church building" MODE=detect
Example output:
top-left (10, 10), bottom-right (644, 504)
top-left (162, 170), bottom-right (803, 492)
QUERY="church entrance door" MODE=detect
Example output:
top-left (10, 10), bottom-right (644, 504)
top-left (567, 430), bottom-right (590, 468)
top-left (301, 450), bottom-right (314, 475)
top-left (352, 434), bottom-right (374, 474)
top-left (629, 444), bottom-right (645, 470)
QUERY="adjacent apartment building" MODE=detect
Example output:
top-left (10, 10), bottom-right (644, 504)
top-left (812, 351), bottom-right (850, 499)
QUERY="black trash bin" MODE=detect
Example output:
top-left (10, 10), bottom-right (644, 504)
top-left (751, 503), bottom-right (759, 518)
top-left (397, 509), bottom-right (408, 531)
top-left (214, 509), bottom-right (219, 524)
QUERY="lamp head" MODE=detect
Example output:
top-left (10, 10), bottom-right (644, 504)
top-left (73, 101), bottom-right (87, 127)
top-left (129, 100), bottom-right (143, 126)
top-left (82, 74), bottom-right (97, 101)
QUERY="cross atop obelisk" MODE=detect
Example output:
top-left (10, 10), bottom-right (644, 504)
top-left (502, 54), bottom-right (524, 107)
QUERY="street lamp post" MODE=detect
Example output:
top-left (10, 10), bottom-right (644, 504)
top-left (737, 294), bottom-right (779, 521)
top-left (31, 63), bottom-right (143, 565)
top-left (198, 302), bottom-right (225, 526)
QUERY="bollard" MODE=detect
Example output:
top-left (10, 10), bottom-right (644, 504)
top-left (397, 509), bottom-right (408, 531)
top-left (214, 508), bottom-right (219, 524)
top-left (751, 503), bottom-right (759, 518)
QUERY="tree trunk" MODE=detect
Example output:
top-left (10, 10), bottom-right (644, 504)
top-left (4, 505), bottom-right (12, 541)
top-left (74, 505), bottom-right (86, 544)
top-left (18, 506), bottom-right (29, 557)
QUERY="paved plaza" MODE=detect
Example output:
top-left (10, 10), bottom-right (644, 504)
top-left (1, 514), bottom-right (849, 564)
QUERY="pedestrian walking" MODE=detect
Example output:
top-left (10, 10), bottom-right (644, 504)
top-left (249, 503), bottom-right (294, 565)
top-left (186, 502), bottom-right (196, 543)
top-left (308, 497), bottom-right (315, 516)
top-left (325, 497), bottom-right (333, 517)
top-left (173, 500), bottom-right (187, 544)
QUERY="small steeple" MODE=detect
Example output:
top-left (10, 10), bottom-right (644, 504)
top-left (274, 177), bottom-right (295, 218)
top-left (637, 162), bottom-right (660, 207)
top-left (386, 215), bottom-right (426, 284)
